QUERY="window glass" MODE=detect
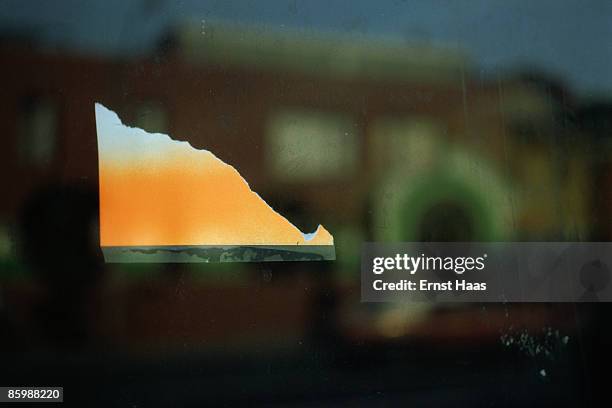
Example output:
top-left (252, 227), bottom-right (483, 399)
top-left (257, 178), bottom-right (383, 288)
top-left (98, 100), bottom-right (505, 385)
top-left (267, 109), bottom-right (359, 181)
top-left (18, 97), bottom-right (58, 166)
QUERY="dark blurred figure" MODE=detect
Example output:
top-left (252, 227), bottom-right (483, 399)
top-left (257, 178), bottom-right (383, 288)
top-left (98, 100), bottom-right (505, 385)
top-left (18, 182), bottom-right (105, 350)
top-left (575, 101), bottom-right (612, 407)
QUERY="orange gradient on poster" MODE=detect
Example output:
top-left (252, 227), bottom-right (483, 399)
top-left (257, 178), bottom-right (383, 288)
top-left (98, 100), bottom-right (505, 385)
top-left (95, 103), bottom-right (333, 247)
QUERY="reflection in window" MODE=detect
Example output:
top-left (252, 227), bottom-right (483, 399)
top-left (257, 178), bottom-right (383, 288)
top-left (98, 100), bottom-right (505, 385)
top-left (18, 96), bottom-right (58, 166)
top-left (266, 109), bottom-right (359, 181)
top-left (0, 223), bottom-right (12, 260)
top-left (134, 101), bottom-right (168, 134)
top-left (369, 117), bottom-right (444, 174)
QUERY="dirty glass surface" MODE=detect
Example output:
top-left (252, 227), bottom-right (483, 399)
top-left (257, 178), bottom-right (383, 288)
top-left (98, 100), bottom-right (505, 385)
top-left (1, 1), bottom-right (610, 406)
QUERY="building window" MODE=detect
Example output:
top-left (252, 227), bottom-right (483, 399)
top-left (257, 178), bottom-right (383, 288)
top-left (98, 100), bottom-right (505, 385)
top-left (369, 117), bottom-right (444, 174)
top-left (266, 109), bottom-right (359, 181)
top-left (18, 96), bottom-right (58, 166)
top-left (0, 223), bottom-right (12, 260)
top-left (134, 101), bottom-right (169, 134)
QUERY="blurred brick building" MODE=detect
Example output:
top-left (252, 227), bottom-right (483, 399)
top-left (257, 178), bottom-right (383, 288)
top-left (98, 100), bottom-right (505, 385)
top-left (0, 22), bottom-right (601, 348)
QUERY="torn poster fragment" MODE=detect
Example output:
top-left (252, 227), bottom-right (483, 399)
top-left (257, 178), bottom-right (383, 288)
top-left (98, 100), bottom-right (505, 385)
top-left (95, 103), bottom-right (334, 262)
